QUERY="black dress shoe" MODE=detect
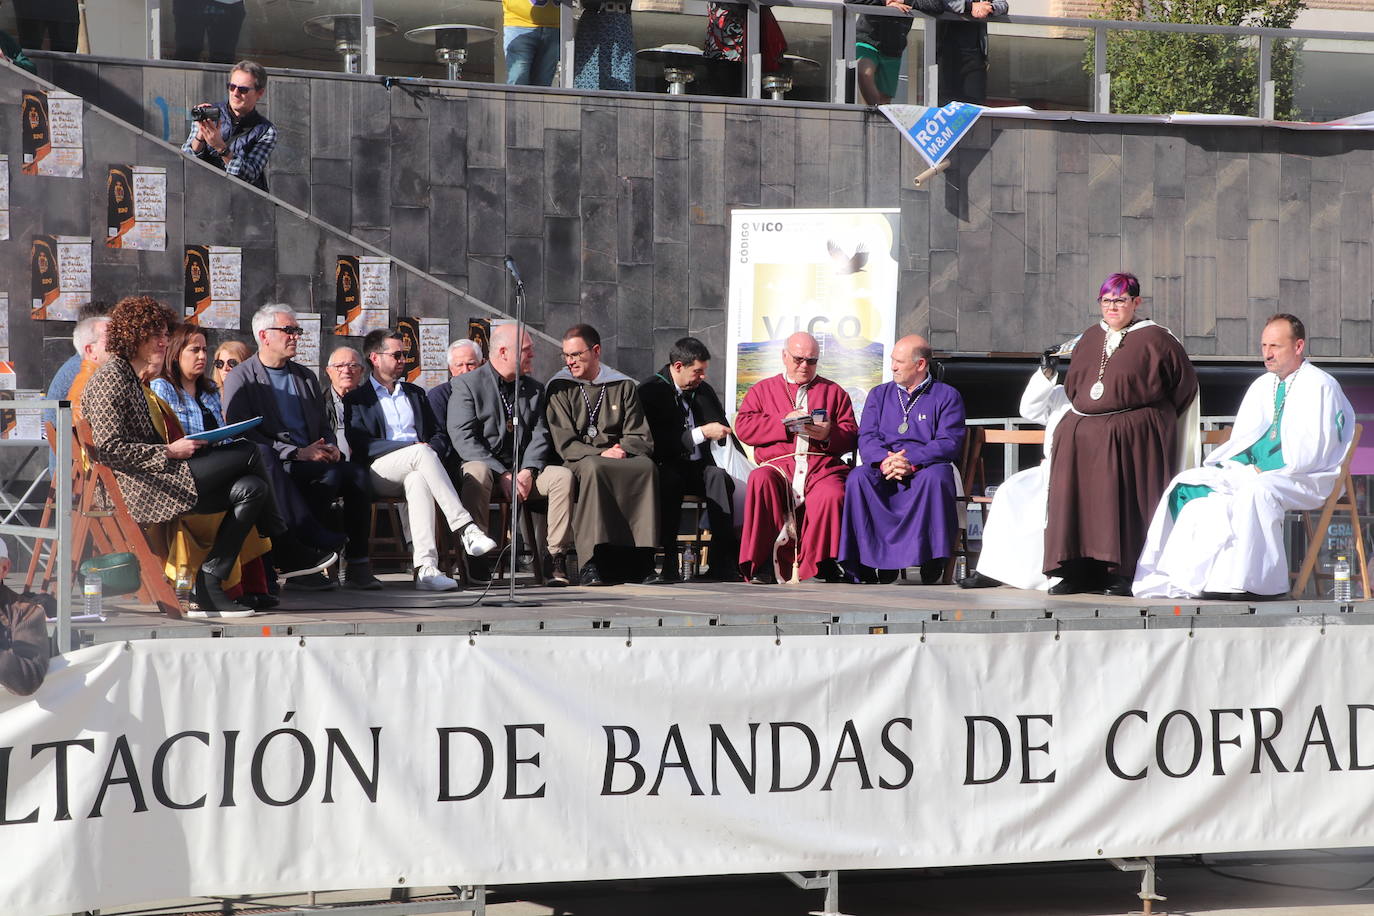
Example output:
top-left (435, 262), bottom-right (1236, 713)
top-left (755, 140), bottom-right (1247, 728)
top-left (693, 566), bottom-right (741, 583)
top-left (749, 568), bottom-right (777, 585)
top-left (1048, 578), bottom-right (1090, 595)
top-left (919, 558), bottom-right (948, 585)
top-left (815, 559), bottom-right (848, 583)
top-left (958, 571), bottom-right (1001, 589)
top-left (1101, 575), bottom-right (1134, 597)
top-left (240, 592), bottom-right (280, 611)
top-left (643, 569), bottom-right (683, 585)
top-left (580, 562), bottom-right (608, 586)
top-left (876, 568), bottom-right (901, 585)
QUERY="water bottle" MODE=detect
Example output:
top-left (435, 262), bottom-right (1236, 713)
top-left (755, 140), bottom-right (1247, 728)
top-left (955, 555), bottom-right (969, 582)
top-left (83, 571), bottom-right (103, 618)
top-left (681, 545), bottom-right (697, 580)
top-left (175, 565), bottom-right (193, 612)
top-left (1334, 555), bottom-right (1352, 603)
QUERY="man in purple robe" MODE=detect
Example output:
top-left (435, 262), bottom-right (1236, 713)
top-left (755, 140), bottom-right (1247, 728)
top-left (839, 334), bottom-right (965, 584)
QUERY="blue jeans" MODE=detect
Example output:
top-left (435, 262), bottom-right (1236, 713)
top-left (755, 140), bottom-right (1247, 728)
top-left (504, 26), bottom-right (560, 86)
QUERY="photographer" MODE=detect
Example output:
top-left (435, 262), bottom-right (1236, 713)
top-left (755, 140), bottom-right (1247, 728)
top-left (181, 59), bottom-right (276, 192)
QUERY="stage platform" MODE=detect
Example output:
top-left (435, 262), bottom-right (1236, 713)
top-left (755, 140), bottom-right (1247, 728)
top-left (70, 573), bottom-right (1374, 646)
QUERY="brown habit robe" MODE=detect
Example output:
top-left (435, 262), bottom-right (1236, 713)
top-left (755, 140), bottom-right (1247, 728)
top-left (1044, 321), bottom-right (1198, 578)
top-left (545, 370), bottom-right (659, 563)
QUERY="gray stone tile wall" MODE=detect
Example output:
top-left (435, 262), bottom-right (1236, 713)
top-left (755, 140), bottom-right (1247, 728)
top-left (15, 56), bottom-right (1374, 392)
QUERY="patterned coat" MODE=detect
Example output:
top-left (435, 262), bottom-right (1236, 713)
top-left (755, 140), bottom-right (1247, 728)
top-left (81, 357), bottom-right (198, 525)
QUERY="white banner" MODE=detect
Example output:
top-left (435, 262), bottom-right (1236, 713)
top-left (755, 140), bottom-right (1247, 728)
top-left (4, 627), bottom-right (1374, 915)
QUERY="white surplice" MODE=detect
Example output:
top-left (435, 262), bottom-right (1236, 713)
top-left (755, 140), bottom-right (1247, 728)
top-left (974, 369), bottom-right (1070, 590)
top-left (1133, 361), bottom-right (1353, 598)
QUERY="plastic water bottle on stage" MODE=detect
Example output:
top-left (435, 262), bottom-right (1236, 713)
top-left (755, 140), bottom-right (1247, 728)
top-left (176, 566), bottom-right (193, 612)
top-left (1334, 555), bottom-right (1352, 603)
top-left (84, 571), bottom-right (103, 618)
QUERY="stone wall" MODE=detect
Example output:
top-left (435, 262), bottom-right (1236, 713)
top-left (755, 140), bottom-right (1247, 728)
top-left (18, 54), bottom-right (1374, 389)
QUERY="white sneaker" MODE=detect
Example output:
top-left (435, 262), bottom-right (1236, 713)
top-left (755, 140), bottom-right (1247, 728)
top-left (416, 565), bottom-right (459, 591)
top-left (460, 524), bottom-right (498, 558)
top-left (187, 607), bottom-right (256, 619)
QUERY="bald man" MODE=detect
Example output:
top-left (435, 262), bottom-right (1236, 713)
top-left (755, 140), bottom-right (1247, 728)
top-left (839, 335), bottom-right (965, 584)
top-left (735, 332), bottom-right (859, 583)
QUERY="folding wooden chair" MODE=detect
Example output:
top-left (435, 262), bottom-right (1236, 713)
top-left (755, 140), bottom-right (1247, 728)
top-left (1292, 423), bottom-right (1368, 599)
top-left (29, 420), bottom-right (185, 617)
top-left (944, 426), bottom-right (1046, 583)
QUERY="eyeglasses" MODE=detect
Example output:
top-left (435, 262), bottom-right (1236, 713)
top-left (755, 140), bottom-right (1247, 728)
top-left (377, 350), bottom-right (407, 360)
top-left (267, 326), bottom-right (305, 336)
top-left (329, 362), bottom-right (364, 371)
top-left (562, 347), bottom-right (594, 362)
top-left (1099, 296), bottom-right (1133, 307)
top-left (786, 354), bottom-right (819, 366)
top-left (227, 82), bottom-right (257, 95)
top-left (213, 358), bottom-right (240, 370)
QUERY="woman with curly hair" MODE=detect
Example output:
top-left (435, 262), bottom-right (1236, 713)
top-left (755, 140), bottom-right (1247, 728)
top-left (80, 296), bottom-right (335, 616)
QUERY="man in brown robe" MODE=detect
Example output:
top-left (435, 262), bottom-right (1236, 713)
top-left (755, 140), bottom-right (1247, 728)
top-left (545, 324), bottom-right (659, 586)
top-left (1043, 272), bottom-right (1198, 596)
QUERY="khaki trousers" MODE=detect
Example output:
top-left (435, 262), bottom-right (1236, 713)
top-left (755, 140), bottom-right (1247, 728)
top-left (460, 461), bottom-right (574, 554)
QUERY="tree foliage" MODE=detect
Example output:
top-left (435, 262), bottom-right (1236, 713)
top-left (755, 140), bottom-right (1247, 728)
top-left (1086, 0), bottom-right (1305, 119)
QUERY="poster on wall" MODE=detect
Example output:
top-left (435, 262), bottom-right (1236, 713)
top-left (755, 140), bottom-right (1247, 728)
top-left (398, 315), bottom-right (450, 389)
top-left (106, 165), bottom-right (167, 251)
top-left (295, 313), bottom-right (321, 369)
top-left (19, 90), bottom-right (83, 178)
top-left (0, 154), bottom-right (10, 240)
top-left (29, 235), bottom-right (91, 321)
top-left (183, 245), bottom-right (242, 329)
top-left (469, 317), bottom-right (492, 360)
top-left (725, 208), bottom-right (900, 419)
top-left (333, 254), bottom-right (390, 337)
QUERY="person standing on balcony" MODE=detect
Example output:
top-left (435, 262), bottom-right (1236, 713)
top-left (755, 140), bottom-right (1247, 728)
top-left (504, 0), bottom-right (562, 85)
top-left (937, 0), bottom-right (1007, 105)
top-left (182, 59), bottom-right (276, 192)
top-left (573, 0), bottom-right (634, 92)
top-left (172, 0), bottom-right (246, 64)
top-left (13, 0), bottom-right (79, 53)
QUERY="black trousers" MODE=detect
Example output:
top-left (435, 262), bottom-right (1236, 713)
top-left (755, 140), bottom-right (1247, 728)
top-left (186, 442), bottom-right (286, 580)
top-left (172, 0), bottom-right (246, 64)
top-left (286, 457), bottom-right (372, 561)
top-left (15, 6), bottom-right (79, 53)
top-left (657, 458), bottom-right (736, 564)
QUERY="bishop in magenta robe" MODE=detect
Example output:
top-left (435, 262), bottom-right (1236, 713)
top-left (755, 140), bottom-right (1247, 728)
top-left (735, 333), bottom-right (859, 583)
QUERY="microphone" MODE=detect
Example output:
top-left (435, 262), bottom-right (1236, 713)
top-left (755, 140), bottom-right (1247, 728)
top-left (503, 255), bottom-right (524, 287)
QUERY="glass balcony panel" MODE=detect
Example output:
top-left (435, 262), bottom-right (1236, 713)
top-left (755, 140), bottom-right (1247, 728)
top-left (987, 22), bottom-right (1092, 110)
top-left (158, 0), bottom-right (366, 74)
top-left (1290, 37), bottom-right (1374, 122)
top-left (376, 1), bottom-right (503, 83)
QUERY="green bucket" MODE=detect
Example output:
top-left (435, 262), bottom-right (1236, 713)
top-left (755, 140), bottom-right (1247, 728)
top-left (79, 552), bottom-right (142, 596)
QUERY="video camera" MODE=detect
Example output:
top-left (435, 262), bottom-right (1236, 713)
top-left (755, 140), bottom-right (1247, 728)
top-left (190, 103), bottom-right (220, 122)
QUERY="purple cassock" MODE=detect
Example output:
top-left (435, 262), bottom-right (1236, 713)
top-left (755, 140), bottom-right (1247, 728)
top-left (839, 377), bottom-right (966, 572)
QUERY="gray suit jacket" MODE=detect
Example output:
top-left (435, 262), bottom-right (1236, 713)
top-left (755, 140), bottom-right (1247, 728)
top-left (221, 354), bottom-right (334, 462)
top-left (448, 363), bottom-right (554, 474)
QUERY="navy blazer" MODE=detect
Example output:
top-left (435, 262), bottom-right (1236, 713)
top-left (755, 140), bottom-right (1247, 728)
top-left (344, 377), bottom-right (450, 466)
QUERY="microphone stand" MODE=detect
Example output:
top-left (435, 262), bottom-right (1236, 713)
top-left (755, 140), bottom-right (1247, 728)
top-left (484, 258), bottom-right (541, 608)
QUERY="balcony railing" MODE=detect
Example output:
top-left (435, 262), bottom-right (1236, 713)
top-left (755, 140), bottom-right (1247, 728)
top-left (118, 0), bottom-right (1374, 117)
